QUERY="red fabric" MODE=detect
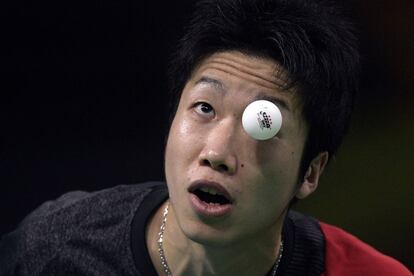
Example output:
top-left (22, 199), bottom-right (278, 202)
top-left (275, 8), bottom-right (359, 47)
top-left (320, 222), bottom-right (412, 276)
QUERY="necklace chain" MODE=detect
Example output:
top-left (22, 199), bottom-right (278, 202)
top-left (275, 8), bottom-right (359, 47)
top-left (157, 202), bottom-right (283, 276)
top-left (157, 203), bottom-right (172, 276)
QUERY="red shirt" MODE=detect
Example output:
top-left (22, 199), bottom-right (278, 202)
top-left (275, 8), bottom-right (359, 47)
top-left (320, 223), bottom-right (412, 276)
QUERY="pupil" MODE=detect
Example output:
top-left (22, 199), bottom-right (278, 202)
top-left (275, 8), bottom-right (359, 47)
top-left (201, 104), bottom-right (211, 113)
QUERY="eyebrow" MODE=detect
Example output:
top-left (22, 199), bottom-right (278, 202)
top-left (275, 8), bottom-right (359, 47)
top-left (195, 76), bottom-right (291, 111)
top-left (195, 76), bottom-right (226, 92)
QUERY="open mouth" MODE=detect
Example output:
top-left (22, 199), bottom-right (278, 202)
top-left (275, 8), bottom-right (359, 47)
top-left (193, 187), bottom-right (231, 205)
top-left (189, 182), bottom-right (233, 206)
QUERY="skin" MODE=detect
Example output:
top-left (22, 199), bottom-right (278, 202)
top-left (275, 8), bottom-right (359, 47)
top-left (146, 51), bottom-right (328, 276)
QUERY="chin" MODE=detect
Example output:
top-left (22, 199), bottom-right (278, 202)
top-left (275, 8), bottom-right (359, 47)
top-left (178, 218), bottom-right (243, 248)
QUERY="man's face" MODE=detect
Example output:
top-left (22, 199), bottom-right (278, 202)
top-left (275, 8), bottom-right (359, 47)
top-left (165, 51), bottom-right (309, 246)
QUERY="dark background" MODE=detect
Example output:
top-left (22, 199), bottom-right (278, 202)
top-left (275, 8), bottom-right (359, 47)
top-left (1, 0), bottom-right (413, 271)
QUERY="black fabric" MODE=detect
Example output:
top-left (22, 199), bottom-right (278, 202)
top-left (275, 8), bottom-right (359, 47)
top-left (280, 211), bottom-right (325, 275)
top-left (131, 183), bottom-right (168, 276)
top-left (0, 181), bottom-right (325, 276)
top-left (0, 182), bottom-right (163, 276)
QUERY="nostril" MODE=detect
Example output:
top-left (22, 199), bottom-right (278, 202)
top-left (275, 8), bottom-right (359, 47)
top-left (200, 159), bottom-right (229, 172)
top-left (201, 159), bottom-right (210, 166)
top-left (218, 164), bottom-right (228, 172)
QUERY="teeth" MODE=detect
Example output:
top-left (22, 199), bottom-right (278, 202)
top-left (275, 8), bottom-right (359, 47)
top-left (200, 187), bottom-right (209, 193)
top-left (200, 186), bottom-right (219, 195)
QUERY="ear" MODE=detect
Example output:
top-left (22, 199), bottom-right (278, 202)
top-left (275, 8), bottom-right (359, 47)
top-left (296, 151), bottom-right (329, 199)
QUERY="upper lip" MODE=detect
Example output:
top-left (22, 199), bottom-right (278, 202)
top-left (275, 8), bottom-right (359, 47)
top-left (188, 180), bottom-right (234, 203)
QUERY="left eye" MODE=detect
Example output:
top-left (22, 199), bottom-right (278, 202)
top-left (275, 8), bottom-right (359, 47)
top-left (194, 102), bottom-right (215, 117)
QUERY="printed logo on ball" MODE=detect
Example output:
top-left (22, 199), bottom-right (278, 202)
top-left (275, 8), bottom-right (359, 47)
top-left (257, 111), bottom-right (272, 130)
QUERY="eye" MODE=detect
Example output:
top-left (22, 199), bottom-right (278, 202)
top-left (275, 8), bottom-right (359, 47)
top-left (194, 102), bottom-right (215, 118)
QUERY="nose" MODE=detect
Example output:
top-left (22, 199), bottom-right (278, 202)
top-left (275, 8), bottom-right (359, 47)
top-left (198, 119), bottom-right (238, 174)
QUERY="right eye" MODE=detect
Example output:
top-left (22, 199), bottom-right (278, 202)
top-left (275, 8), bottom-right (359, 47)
top-left (193, 102), bottom-right (215, 119)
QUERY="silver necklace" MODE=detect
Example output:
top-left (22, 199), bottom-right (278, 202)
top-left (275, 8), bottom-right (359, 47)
top-left (157, 203), bottom-right (283, 276)
top-left (270, 238), bottom-right (284, 276)
top-left (157, 203), bottom-right (172, 276)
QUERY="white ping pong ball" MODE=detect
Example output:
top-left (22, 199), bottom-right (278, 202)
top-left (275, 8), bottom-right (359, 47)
top-left (242, 100), bottom-right (282, 140)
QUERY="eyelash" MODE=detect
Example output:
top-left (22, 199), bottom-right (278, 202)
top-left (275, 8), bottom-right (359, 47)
top-left (193, 102), bottom-right (215, 117)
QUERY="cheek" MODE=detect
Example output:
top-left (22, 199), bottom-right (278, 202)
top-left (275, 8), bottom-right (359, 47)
top-left (254, 141), bottom-right (303, 190)
top-left (167, 115), bottom-right (190, 153)
top-left (165, 116), bottom-right (203, 179)
top-left (257, 140), bottom-right (301, 169)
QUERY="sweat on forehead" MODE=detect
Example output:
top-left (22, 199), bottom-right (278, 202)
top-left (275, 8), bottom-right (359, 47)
top-left (188, 51), bottom-right (303, 111)
top-left (192, 51), bottom-right (293, 92)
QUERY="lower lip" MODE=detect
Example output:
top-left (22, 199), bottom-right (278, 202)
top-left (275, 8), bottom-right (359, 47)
top-left (189, 193), bottom-right (233, 217)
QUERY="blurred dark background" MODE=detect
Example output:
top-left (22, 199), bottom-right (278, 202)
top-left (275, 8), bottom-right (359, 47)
top-left (1, 0), bottom-right (413, 271)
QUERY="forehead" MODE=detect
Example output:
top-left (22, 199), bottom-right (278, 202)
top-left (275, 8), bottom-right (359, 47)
top-left (193, 51), bottom-right (289, 89)
top-left (186, 51), bottom-right (302, 112)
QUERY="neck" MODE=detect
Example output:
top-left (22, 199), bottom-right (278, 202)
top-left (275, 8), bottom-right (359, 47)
top-left (147, 201), bottom-right (284, 276)
top-left (165, 237), bottom-right (283, 276)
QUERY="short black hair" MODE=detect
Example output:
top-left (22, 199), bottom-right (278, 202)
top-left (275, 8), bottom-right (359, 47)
top-left (167, 0), bottom-right (360, 179)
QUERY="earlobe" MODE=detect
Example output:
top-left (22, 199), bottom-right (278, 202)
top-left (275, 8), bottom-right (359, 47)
top-left (296, 152), bottom-right (329, 199)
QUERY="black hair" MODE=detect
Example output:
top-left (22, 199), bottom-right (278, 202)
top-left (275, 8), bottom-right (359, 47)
top-left (167, 0), bottom-right (360, 179)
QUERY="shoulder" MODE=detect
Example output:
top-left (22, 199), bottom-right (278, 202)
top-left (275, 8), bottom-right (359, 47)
top-left (20, 181), bottom-right (165, 233)
top-left (0, 181), bottom-right (166, 275)
top-left (319, 222), bottom-right (412, 276)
